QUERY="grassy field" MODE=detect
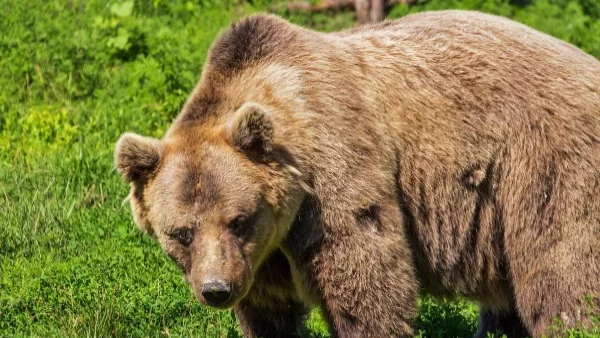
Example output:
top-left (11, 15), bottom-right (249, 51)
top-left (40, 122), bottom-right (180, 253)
top-left (1, 0), bottom-right (599, 337)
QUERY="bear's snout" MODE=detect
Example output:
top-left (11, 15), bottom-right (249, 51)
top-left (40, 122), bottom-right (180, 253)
top-left (187, 230), bottom-right (253, 309)
top-left (201, 280), bottom-right (233, 307)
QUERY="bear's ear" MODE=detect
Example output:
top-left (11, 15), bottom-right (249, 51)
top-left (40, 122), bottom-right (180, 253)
top-left (227, 102), bottom-right (274, 157)
top-left (114, 132), bottom-right (162, 183)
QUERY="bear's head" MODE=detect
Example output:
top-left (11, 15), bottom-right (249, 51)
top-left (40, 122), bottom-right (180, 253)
top-left (114, 102), bottom-right (307, 309)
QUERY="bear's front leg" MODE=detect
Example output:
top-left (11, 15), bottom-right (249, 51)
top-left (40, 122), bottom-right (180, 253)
top-left (234, 249), bottom-right (309, 338)
top-left (235, 298), bottom-right (307, 338)
top-left (285, 200), bottom-right (420, 338)
top-left (475, 307), bottom-right (530, 338)
top-left (312, 233), bottom-right (418, 337)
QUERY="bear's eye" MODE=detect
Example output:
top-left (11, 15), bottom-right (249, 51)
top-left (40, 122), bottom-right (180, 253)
top-left (170, 227), bottom-right (194, 247)
top-left (230, 215), bottom-right (246, 234)
top-left (229, 214), bottom-right (256, 238)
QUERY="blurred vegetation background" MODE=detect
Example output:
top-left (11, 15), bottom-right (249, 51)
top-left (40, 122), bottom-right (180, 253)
top-left (0, 0), bottom-right (598, 337)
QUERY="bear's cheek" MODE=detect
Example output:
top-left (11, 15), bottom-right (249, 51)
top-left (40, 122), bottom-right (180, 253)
top-left (166, 246), bottom-right (192, 273)
top-left (129, 195), bottom-right (155, 236)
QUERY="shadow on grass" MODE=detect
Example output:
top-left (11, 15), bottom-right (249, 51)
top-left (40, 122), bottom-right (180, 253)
top-left (299, 296), bottom-right (479, 338)
top-left (413, 296), bottom-right (479, 338)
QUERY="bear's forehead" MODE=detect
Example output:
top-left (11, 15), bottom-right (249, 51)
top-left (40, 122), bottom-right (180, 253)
top-left (177, 164), bottom-right (221, 206)
top-left (154, 147), bottom-right (257, 211)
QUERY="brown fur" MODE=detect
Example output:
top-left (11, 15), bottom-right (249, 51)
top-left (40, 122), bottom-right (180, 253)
top-left (115, 10), bottom-right (600, 337)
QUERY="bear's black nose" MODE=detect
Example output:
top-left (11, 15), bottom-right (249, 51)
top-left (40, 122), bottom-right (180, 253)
top-left (201, 280), bottom-right (232, 307)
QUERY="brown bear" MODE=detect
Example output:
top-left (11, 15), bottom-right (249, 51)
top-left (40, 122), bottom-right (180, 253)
top-left (114, 10), bottom-right (600, 338)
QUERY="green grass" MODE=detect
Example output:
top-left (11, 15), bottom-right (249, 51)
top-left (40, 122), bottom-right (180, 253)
top-left (1, 0), bottom-right (599, 336)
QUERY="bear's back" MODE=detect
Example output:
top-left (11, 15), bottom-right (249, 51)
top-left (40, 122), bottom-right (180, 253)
top-left (340, 10), bottom-right (597, 69)
top-left (323, 10), bottom-right (599, 137)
